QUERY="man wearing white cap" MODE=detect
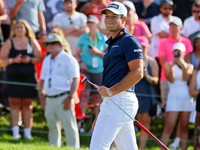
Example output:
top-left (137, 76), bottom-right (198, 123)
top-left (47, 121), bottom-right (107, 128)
top-left (90, 2), bottom-right (143, 150)
top-left (39, 33), bottom-right (80, 148)
top-left (161, 42), bottom-right (193, 149)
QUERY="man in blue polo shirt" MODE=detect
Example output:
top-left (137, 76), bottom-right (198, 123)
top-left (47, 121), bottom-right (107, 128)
top-left (90, 2), bottom-right (143, 150)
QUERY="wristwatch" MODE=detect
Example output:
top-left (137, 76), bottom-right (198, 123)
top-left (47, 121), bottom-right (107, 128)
top-left (68, 95), bottom-right (73, 99)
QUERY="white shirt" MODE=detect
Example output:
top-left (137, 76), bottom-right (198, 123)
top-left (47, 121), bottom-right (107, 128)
top-left (53, 12), bottom-right (87, 55)
top-left (40, 50), bottom-right (80, 95)
top-left (182, 16), bottom-right (200, 38)
top-left (148, 14), bottom-right (178, 58)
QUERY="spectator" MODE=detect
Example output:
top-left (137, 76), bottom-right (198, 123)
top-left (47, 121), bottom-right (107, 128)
top-left (189, 63), bottom-right (200, 150)
top-left (135, 36), bottom-right (159, 150)
top-left (157, 17), bottom-right (193, 107)
top-left (148, 0), bottom-right (176, 58)
top-left (39, 33), bottom-right (80, 148)
top-left (185, 34), bottom-right (200, 69)
top-left (0, 19), bottom-right (41, 139)
top-left (43, 0), bottom-right (65, 32)
top-left (80, 0), bottom-right (111, 22)
top-left (182, 0), bottom-right (200, 41)
top-left (9, 0), bottom-right (47, 39)
top-left (1, 0), bottom-right (10, 41)
top-left (75, 15), bottom-right (107, 117)
top-left (161, 43), bottom-right (194, 149)
top-left (123, 1), bottom-right (152, 41)
top-left (134, 0), bottom-right (160, 29)
top-left (53, 0), bottom-right (89, 55)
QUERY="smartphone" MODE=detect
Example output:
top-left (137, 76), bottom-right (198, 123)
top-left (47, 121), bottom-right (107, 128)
top-left (22, 55), bottom-right (28, 58)
top-left (174, 51), bottom-right (180, 58)
top-left (88, 45), bottom-right (93, 49)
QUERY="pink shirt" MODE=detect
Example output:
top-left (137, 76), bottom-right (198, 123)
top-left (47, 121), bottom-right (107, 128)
top-left (158, 36), bottom-right (193, 81)
top-left (126, 21), bottom-right (152, 37)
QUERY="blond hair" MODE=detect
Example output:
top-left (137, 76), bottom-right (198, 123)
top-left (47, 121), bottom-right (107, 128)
top-left (51, 27), bottom-right (72, 55)
top-left (10, 19), bottom-right (36, 39)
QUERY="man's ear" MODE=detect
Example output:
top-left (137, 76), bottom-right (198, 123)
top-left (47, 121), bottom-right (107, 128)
top-left (122, 16), bottom-right (127, 23)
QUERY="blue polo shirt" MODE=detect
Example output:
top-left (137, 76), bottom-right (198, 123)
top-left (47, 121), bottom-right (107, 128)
top-left (102, 28), bottom-right (143, 92)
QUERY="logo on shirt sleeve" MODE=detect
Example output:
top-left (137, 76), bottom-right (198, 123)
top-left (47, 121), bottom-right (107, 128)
top-left (134, 49), bottom-right (142, 52)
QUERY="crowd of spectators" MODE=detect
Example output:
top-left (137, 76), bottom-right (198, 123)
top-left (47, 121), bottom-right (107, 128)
top-left (0, 0), bottom-right (199, 149)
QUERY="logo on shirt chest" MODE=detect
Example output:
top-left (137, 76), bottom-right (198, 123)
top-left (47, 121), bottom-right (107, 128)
top-left (111, 45), bottom-right (119, 48)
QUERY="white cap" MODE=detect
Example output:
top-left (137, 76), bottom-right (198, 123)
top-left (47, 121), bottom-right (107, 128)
top-left (169, 17), bottom-right (182, 27)
top-left (101, 2), bottom-right (127, 17)
top-left (173, 43), bottom-right (186, 52)
top-left (123, 1), bottom-right (135, 11)
top-left (87, 15), bottom-right (99, 24)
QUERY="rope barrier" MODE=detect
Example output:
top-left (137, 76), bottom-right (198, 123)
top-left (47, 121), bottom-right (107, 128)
top-left (0, 80), bottom-right (195, 100)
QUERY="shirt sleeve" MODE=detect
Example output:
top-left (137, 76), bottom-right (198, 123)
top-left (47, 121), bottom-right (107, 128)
top-left (38, 0), bottom-right (46, 12)
top-left (140, 21), bottom-right (152, 36)
top-left (52, 14), bottom-right (62, 27)
top-left (185, 38), bottom-right (193, 54)
top-left (124, 37), bottom-right (143, 63)
top-left (157, 39), bottom-right (166, 58)
top-left (79, 14), bottom-right (87, 28)
top-left (151, 16), bottom-right (163, 36)
top-left (67, 56), bottom-right (80, 78)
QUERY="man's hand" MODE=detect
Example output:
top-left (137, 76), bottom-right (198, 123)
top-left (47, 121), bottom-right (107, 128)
top-left (97, 86), bottom-right (113, 97)
top-left (62, 97), bottom-right (72, 110)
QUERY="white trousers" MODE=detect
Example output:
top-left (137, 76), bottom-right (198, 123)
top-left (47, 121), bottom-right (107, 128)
top-left (90, 91), bottom-right (138, 150)
top-left (45, 94), bottom-right (80, 149)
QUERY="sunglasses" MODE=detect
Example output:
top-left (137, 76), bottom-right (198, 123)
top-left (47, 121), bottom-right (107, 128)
top-left (163, 7), bottom-right (173, 10)
top-left (69, 17), bottom-right (73, 24)
top-left (46, 42), bottom-right (60, 46)
top-left (192, 10), bottom-right (200, 13)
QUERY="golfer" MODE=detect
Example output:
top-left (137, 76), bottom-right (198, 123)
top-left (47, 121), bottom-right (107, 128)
top-left (90, 2), bottom-right (143, 150)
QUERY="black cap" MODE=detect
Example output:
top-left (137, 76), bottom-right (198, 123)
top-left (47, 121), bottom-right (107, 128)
top-left (160, 0), bottom-right (173, 7)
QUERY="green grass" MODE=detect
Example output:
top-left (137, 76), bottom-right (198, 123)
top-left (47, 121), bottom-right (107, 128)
top-left (0, 100), bottom-right (196, 149)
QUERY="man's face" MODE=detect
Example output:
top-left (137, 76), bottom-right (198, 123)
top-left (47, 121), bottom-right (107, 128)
top-left (192, 6), bottom-right (200, 21)
top-left (169, 23), bottom-right (181, 37)
top-left (63, 0), bottom-right (77, 12)
top-left (160, 4), bottom-right (173, 17)
top-left (46, 42), bottom-right (62, 54)
top-left (104, 10), bottom-right (126, 32)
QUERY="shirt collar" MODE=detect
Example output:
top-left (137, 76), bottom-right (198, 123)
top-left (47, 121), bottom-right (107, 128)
top-left (106, 28), bottom-right (127, 45)
top-left (51, 50), bottom-right (65, 60)
top-left (168, 36), bottom-right (183, 42)
top-left (86, 31), bottom-right (102, 40)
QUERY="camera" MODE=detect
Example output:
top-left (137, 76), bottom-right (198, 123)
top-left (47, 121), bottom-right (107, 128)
top-left (174, 51), bottom-right (180, 58)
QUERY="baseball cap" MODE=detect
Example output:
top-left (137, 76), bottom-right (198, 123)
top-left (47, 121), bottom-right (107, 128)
top-left (101, 2), bottom-right (127, 17)
top-left (138, 36), bottom-right (149, 47)
top-left (173, 43), bottom-right (186, 52)
top-left (87, 15), bottom-right (99, 24)
top-left (42, 33), bottom-right (65, 48)
top-left (123, 1), bottom-right (135, 11)
top-left (160, 0), bottom-right (173, 7)
top-left (169, 17), bottom-right (182, 27)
